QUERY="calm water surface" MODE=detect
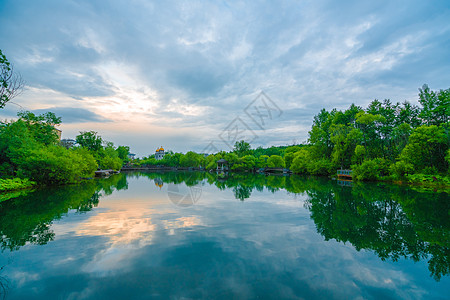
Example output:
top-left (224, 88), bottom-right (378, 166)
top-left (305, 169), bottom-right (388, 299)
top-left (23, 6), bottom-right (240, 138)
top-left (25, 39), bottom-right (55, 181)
top-left (0, 171), bottom-right (449, 299)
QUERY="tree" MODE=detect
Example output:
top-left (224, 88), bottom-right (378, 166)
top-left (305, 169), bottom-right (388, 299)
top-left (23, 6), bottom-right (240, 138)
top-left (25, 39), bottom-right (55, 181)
top-left (418, 84), bottom-right (449, 126)
top-left (76, 131), bottom-right (103, 152)
top-left (233, 140), bottom-right (251, 157)
top-left (308, 108), bottom-right (333, 159)
top-left (398, 125), bottom-right (448, 173)
top-left (290, 149), bottom-right (310, 174)
top-left (267, 155), bottom-right (285, 168)
top-left (180, 151), bottom-right (202, 167)
top-left (116, 146), bottom-right (130, 161)
top-left (17, 111), bottom-right (61, 146)
top-left (0, 49), bottom-right (24, 108)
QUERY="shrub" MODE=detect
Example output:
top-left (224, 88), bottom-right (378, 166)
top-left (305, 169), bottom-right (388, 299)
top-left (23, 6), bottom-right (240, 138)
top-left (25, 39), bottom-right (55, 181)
top-left (13, 146), bottom-right (97, 185)
top-left (267, 155), bottom-right (285, 168)
top-left (307, 158), bottom-right (335, 176)
top-left (290, 149), bottom-right (310, 174)
top-left (389, 161), bottom-right (414, 179)
top-left (0, 178), bottom-right (35, 192)
top-left (352, 158), bottom-right (389, 181)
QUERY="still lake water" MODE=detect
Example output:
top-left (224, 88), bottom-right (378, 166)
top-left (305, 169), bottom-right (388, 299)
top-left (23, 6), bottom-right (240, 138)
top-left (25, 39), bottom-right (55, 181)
top-left (0, 171), bottom-right (449, 299)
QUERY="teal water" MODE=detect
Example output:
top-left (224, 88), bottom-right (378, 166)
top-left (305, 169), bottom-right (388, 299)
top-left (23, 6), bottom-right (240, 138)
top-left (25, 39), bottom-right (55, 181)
top-left (0, 171), bottom-right (449, 299)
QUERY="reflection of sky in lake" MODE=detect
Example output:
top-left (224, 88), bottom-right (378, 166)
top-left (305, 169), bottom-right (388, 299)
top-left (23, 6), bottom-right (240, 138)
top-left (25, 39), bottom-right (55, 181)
top-left (1, 174), bottom-right (448, 299)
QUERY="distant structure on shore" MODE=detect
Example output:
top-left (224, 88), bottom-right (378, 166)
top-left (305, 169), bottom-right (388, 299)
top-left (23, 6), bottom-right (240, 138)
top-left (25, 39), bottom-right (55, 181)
top-left (155, 146), bottom-right (165, 160)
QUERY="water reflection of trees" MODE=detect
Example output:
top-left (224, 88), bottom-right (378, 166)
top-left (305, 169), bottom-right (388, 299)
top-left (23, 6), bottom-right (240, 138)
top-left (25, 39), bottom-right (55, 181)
top-left (305, 181), bottom-right (449, 281)
top-left (0, 173), bottom-right (129, 252)
top-left (136, 171), bottom-right (449, 281)
top-left (1, 171), bottom-right (448, 281)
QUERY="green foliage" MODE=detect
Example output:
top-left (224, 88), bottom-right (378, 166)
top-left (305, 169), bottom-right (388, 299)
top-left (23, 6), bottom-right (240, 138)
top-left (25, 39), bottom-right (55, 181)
top-left (0, 112), bottom-right (100, 185)
top-left (179, 151), bottom-right (204, 167)
top-left (13, 111), bottom-right (61, 146)
top-left (0, 178), bottom-right (35, 192)
top-left (285, 145), bottom-right (302, 153)
top-left (233, 140), bottom-right (251, 157)
top-left (302, 85), bottom-right (449, 180)
top-left (406, 174), bottom-right (450, 185)
top-left (116, 145), bottom-right (130, 161)
top-left (98, 143), bottom-right (123, 170)
top-left (418, 84), bottom-right (450, 126)
top-left (255, 155), bottom-right (269, 168)
top-left (446, 149), bottom-right (450, 169)
top-left (398, 125), bottom-right (448, 173)
top-left (76, 131), bottom-right (103, 152)
top-left (330, 125), bottom-right (362, 168)
top-left (231, 155), bottom-right (256, 171)
top-left (307, 158), bottom-right (334, 175)
top-left (267, 155), bottom-right (285, 168)
top-left (13, 145), bottom-right (97, 185)
top-left (284, 151), bottom-right (295, 169)
top-left (352, 158), bottom-right (389, 181)
top-left (252, 145), bottom-right (284, 157)
top-left (353, 145), bottom-right (366, 165)
top-left (389, 161), bottom-right (414, 179)
top-left (290, 149), bottom-right (310, 174)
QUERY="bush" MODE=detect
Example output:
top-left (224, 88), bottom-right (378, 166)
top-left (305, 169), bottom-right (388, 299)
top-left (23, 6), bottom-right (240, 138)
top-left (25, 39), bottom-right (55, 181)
top-left (99, 155), bottom-right (123, 170)
top-left (352, 158), bottom-right (389, 181)
top-left (13, 146), bottom-right (97, 185)
top-left (0, 178), bottom-right (35, 192)
top-left (307, 158), bottom-right (335, 176)
top-left (406, 174), bottom-right (450, 185)
top-left (290, 149), bottom-right (310, 174)
top-left (389, 161), bottom-right (414, 179)
top-left (267, 155), bottom-right (285, 168)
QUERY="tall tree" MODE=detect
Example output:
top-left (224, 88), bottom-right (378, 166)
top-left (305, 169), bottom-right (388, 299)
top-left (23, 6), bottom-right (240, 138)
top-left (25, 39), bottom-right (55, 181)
top-left (76, 131), bottom-right (103, 152)
top-left (233, 140), bottom-right (251, 157)
top-left (419, 84), bottom-right (450, 126)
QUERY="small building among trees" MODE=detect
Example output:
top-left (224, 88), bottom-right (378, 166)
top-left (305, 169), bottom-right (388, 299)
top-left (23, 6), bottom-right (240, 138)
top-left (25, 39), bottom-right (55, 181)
top-left (217, 159), bottom-right (228, 171)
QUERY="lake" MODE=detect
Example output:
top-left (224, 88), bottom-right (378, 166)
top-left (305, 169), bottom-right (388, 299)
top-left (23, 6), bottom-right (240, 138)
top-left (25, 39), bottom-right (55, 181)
top-left (0, 171), bottom-right (449, 299)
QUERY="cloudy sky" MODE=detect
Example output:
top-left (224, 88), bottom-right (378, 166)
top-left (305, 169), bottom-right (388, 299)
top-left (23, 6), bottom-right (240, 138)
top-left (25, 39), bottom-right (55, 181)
top-left (1, 0), bottom-right (449, 157)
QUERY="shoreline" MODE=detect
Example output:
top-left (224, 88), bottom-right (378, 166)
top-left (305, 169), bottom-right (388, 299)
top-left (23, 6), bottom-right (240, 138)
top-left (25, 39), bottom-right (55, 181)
top-left (1, 169), bottom-right (448, 198)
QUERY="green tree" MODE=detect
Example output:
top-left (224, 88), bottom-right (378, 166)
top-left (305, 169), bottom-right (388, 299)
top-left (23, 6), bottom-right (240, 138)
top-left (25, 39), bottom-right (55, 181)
top-left (308, 109), bottom-right (333, 159)
top-left (116, 145), bottom-right (130, 161)
top-left (267, 155), bottom-right (285, 168)
top-left (98, 142), bottom-right (123, 170)
top-left (330, 124), bottom-right (362, 169)
top-left (353, 145), bottom-right (366, 165)
top-left (398, 125), bottom-right (448, 173)
top-left (233, 140), bottom-right (251, 157)
top-left (290, 149), bottom-right (310, 174)
top-left (419, 84), bottom-right (450, 126)
top-left (76, 131), bottom-right (103, 152)
top-left (180, 151), bottom-right (202, 167)
top-left (17, 111), bottom-right (61, 146)
top-left (255, 155), bottom-right (269, 168)
top-left (284, 151), bottom-right (295, 169)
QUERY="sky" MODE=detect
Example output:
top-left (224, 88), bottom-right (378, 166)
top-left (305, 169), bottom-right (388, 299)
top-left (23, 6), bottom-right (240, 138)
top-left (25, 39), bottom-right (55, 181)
top-left (0, 0), bottom-right (449, 157)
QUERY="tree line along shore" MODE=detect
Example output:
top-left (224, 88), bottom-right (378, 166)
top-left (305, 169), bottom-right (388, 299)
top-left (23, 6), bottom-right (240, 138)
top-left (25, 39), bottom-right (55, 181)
top-left (0, 84), bottom-right (449, 194)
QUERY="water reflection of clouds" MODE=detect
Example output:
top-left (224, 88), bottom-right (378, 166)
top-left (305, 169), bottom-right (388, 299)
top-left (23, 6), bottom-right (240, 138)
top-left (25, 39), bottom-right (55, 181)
top-left (162, 216), bottom-right (204, 235)
top-left (71, 200), bottom-right (206, 275)
top-left (76, 210), bottom-right (156, 247)
top-left (2, 177), bottom-right (448, 299)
